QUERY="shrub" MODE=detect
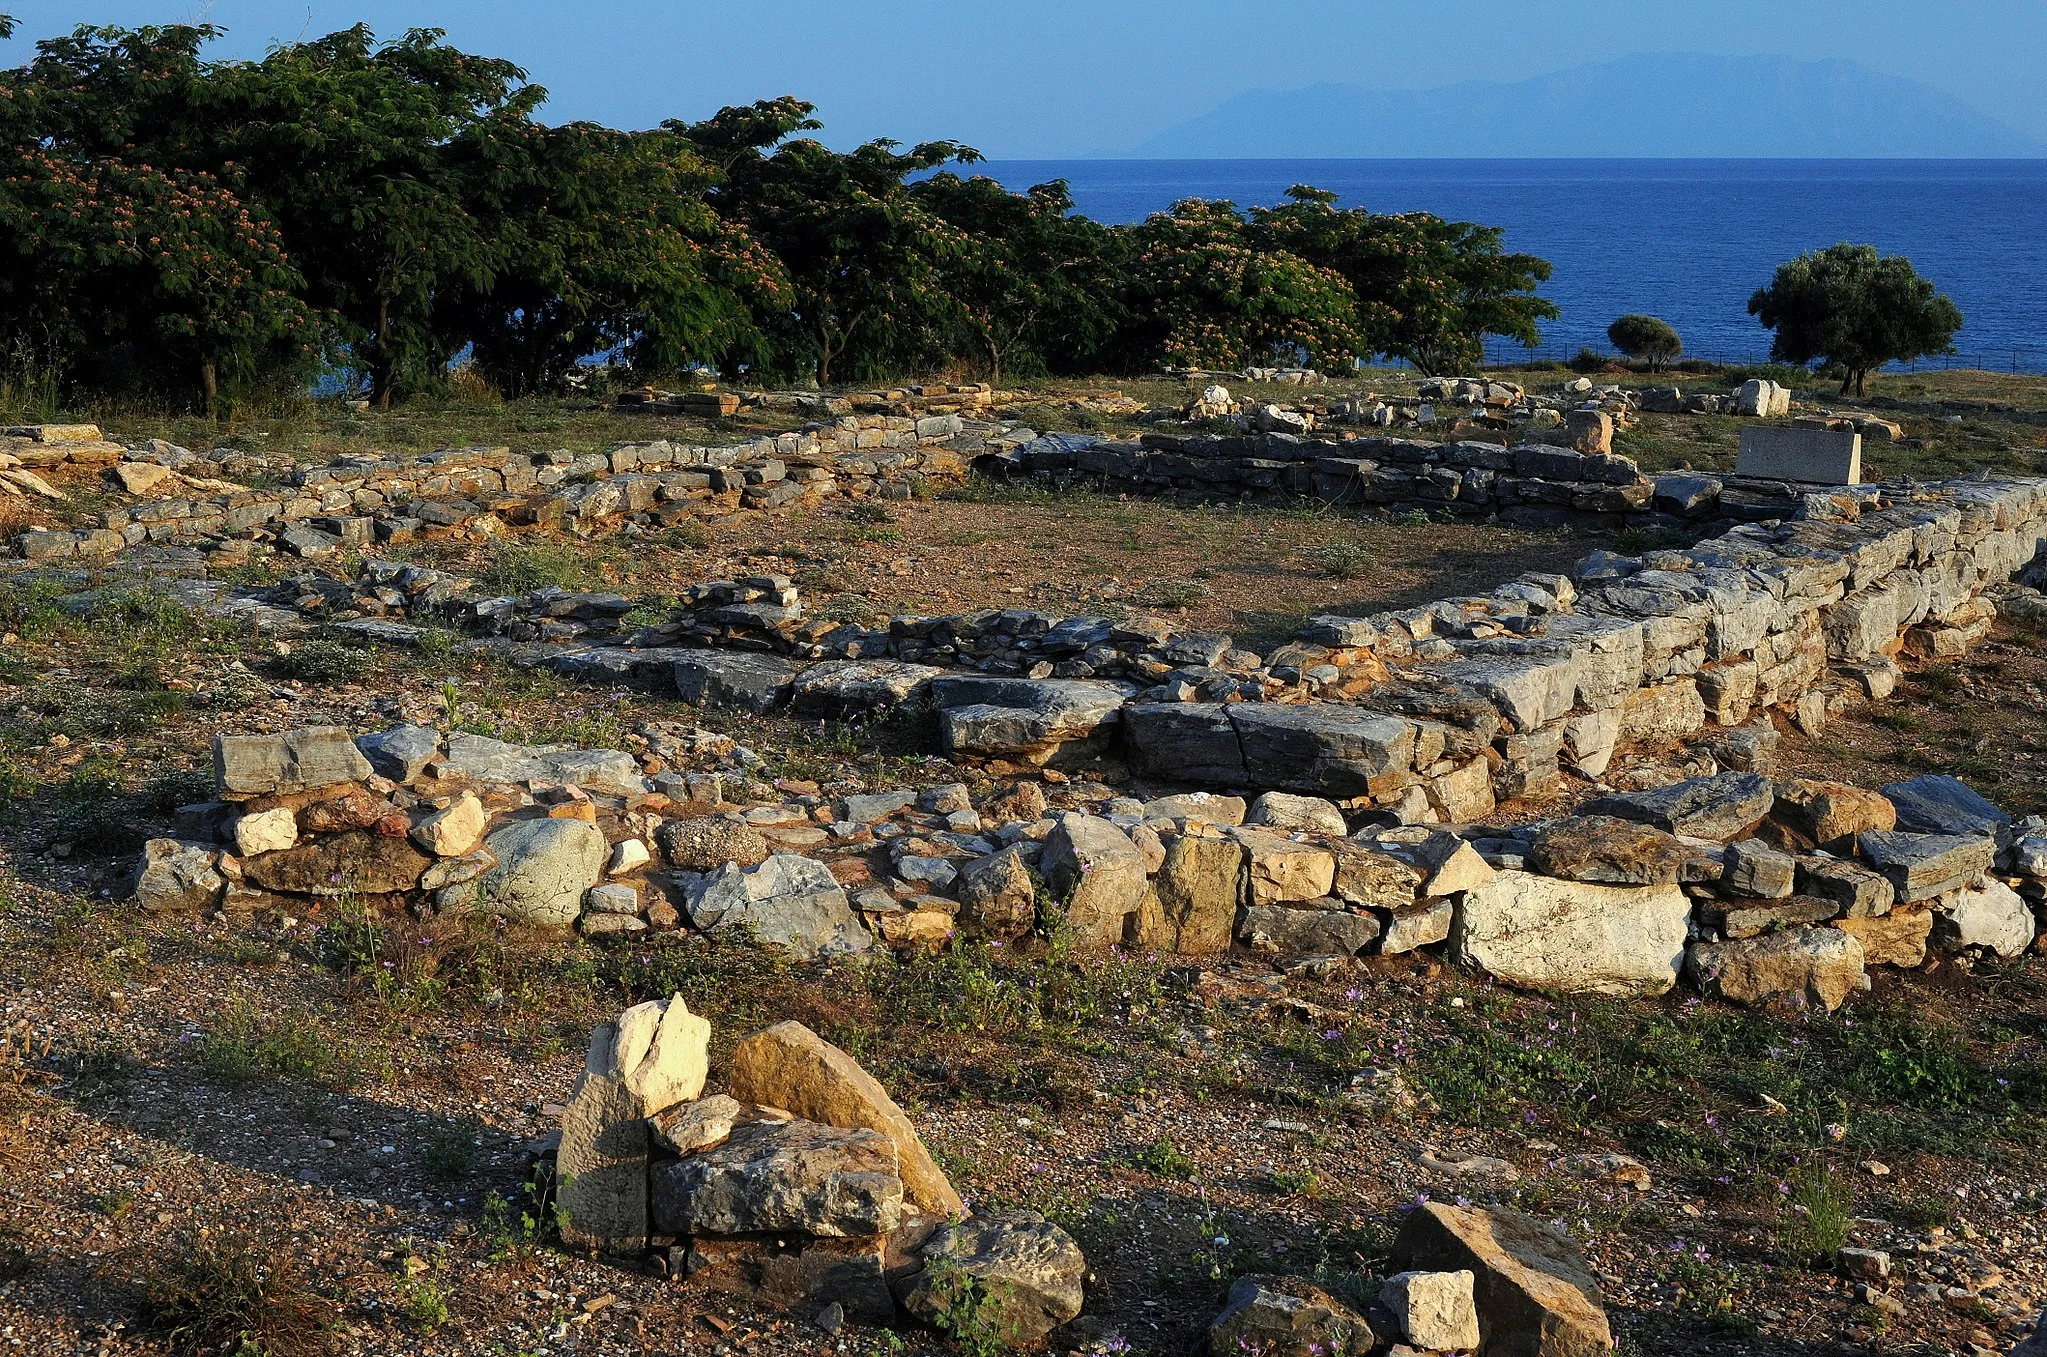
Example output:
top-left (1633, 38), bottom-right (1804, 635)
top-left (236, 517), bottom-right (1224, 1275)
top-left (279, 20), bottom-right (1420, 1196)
top-left (1138, 577), bottom-right (1210, 610)
top-left (271, 636), bottom-right (374, 684)
top-left (475, 538), bottom-right (590, 595)
top-left (1568, 347), bottom-right (1608, 374)
top-left (141, 1226), bottom-right (334, 1357)
top-left (1303, 540), bottom-right (1372, 579)
top-left (1131, 1134), bottom-right (1197, 1180)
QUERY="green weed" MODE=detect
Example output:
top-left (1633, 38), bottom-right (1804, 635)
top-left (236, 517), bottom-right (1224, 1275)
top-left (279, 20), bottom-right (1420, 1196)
top-left (1302, 540), bottom-right (1373, 579)
top-left (1131, 1134), bottom-right (1197, 1180)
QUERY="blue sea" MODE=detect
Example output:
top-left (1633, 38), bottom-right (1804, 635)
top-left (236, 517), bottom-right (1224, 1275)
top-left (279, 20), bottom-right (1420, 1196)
top-left (978, 160), bottom-right (2047, 371)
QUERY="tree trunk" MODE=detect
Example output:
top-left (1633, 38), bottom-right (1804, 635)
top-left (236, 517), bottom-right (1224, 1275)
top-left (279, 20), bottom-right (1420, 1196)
top-left (199, 360), bottom-right (218, 418)
top-left (374, 296), bottom-right (395, 409)
top-left (985, 336), bottom-right (1002, 389)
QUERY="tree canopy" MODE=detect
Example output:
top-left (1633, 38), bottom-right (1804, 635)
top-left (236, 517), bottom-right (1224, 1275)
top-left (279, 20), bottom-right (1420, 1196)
top-left (1254, 187), bottom-right (1558, 377)
top-left (1749, 243), bottom-right (1963, 397)
top-left (0, 19), bottom-right (1565, 410)
top-left (1606, 314), bottom-right (1682, 371)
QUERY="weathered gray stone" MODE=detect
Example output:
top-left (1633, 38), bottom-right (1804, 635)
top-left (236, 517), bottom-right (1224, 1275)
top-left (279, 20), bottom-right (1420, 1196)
top-left (1452, 871), bottom-right (1690, 996)
top-left (1239, 904), bottom-right (1382, 958)
top-left (355, 724), bottom-right (441, 782)
top-left (214, 726), bottom-right (372, 797)
top-left (650, 1118), bottom-right (903, 1238)
top-left (1724, 838), bottom-right (1797, 898)
top-left (1232, 827), bottom-right (1338, 905)
top-left (955, 845), bottom-right (1038, 940)
top-left (132, 839), bottom-right (224, 912)
top-left (1141, 791), bottom-right (1246, 828)
top-left (438, 733), bottom-right (644, 796)
top-left (1735, 424), bottom-right (1860, 484)
top-left (471, 818), bottom-right (608, 925)
top-left (1937, 876), bottom-right (2034, 957)
top-left (558, 996), bottom-right (712, 1253)
top-left (1246, 792), bottom-right (1348, 835)
top-left (1208, 1274), bottom-right (1375, 1357)
top-left (1797, 855), bottom-right (1895, 917)
top-left (899, 1213), bottom-right (1086, 1348)
top-left (410, 792), bottom-right (485, 857)
top-left (931, 676), bottom-right (1128, 758)
top-left (1380, 898), bottom-right (1456, 955)
top-left (1230, 703), bottom-right (1416, 799)
top-left (1121, 703), bottom-right (1248, 785)
top-left (843, 789), bottom-right (915, 824)
top-left (1686, 928), bottom-right (1866, 1012)
top-left (726, 1020), bottom-right (962, 1217)
top-left (1381, 1269), bottom-right (1481, 1353)
top-left (687, 855), bottom-right (871, 959)
top-left (649, 1093), bottom-right (745, 1155)
top-left (1583, 772), bottom-right (1774, 841)
top-left (1529, 816), bottom-right (1687, 886)
top-left (1040, 813), bottom-right (1148, 945)
top-left (790, 660), bottom-right (942, 716)
top-left (1391, 1203), bottom-right (1610, 1357)
top-left (1882, 775), bottom-right (2012, 843)
top-left (1708, 895), bottom-right (1840, 939)
top-left (231, 807), bottom-right (298, 856)
top-left (1835, 908), bottom-right (1933, 966)
top-left (1145, 833), bottom-right (1244, 954)
top-left (673, 651), bottom-right (803, 714)
top-left (1331, 844), bottom-right (1427, 909)
top-left (1858, 831), bottom-right (1997, 902)
top-left (1772, 778), bottom-right (1895, 848)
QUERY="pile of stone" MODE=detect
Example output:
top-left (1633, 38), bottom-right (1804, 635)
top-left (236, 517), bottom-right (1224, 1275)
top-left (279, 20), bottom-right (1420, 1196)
top-left (0, 423), bottom-right (125, 471)
top-left (554, 1002), bottom-right (1083, 1344)
top-left (130, 722), bottom-right (2045, 1011)
top-left (618, 383), bottom-right (998, 421)
top-left (1166, 366), bottom-right (1324, 386)
top-left (1212, 1201), bottom-right (1612, 1357)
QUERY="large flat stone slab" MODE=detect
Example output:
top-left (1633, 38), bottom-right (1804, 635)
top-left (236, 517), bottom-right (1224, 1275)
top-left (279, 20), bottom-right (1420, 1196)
top-left (1736, 425), bottom-right (1860, 485)
top-left (1583, 772), bottom-right (1774, 842)
top-left (1452, 871), bottom-right (1690, 996)
top-left (1229, 703), bottom-right (1416, 799)
top-left (673, 651), bottom-right (803, 713)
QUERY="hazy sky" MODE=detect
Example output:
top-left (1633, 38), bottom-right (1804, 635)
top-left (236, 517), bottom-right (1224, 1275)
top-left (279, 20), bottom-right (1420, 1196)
top-left (7, 0), bottom-right (2044, 156)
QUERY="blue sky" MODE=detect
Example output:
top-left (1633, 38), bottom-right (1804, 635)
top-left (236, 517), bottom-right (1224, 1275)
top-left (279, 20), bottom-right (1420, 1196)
top-left (7, 0), bottom-right (2044, 155)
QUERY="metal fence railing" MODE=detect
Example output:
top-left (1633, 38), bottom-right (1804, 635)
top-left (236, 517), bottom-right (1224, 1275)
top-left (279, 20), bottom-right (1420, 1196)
top-left (1467, 340), bottom-right (2047, 377)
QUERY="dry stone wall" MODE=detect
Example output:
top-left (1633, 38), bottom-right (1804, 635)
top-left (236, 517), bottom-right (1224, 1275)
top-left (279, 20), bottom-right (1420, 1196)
top-left (7, 413), bottom-right (1019, 563)
top-left (128, 716), bottom-right (2047, 1017)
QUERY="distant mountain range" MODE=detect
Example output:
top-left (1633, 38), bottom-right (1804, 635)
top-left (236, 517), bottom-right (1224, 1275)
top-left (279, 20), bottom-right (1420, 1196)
top-left (1128, 53), bottom-right (2047, 158)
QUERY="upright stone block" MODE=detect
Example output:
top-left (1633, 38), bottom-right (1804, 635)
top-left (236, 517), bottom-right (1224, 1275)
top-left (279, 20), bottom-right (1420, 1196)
top-left (1735, 426), bottom-right (1861, 485)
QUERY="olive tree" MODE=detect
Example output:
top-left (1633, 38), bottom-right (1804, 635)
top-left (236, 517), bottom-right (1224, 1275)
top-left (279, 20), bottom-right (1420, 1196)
top-left (1748, 243), bottom-right (1962, 397)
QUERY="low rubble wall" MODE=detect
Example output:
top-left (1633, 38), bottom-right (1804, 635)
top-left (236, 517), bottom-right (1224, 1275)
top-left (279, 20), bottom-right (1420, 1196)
top-left (5, 400), bottom-right (1910, 566)
top-left (7, 413), bottom-right (1021, 562)
top-left (162, 473), bottom-right (2047, 825)
top-left (131, 719), bottom-right (2047, 1017)
top-left (982, 427), bottom-right (1885, 530)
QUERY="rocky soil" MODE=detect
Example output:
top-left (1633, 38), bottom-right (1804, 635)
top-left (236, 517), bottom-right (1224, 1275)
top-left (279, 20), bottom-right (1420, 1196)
top-left (6, 378), bottom-right (2047, 1357)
